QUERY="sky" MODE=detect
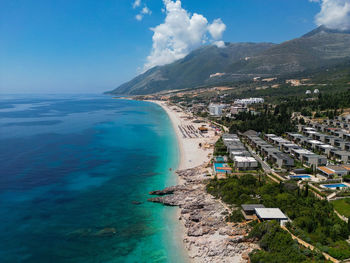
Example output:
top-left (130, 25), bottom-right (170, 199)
top-left (0, 0), bottom-right (349, 94)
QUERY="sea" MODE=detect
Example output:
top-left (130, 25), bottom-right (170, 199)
top-left (0, 94), bottom-right (188, 263)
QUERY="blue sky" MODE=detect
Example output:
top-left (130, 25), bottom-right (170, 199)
top-left (0, 0), bottom-right (327, 93)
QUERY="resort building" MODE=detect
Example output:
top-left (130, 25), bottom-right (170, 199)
top-left (330, 150), bottom-right (350, 164)
top-left (208, 104), bottom-right (226, 116)
top-left (246, 135), bottom-right (294, 169)
top-left (286, 132), bottom-right (308, 145)
top-left (222, 133), bottom-right (241, 146)
top-left (230, 105), bottom-right (247, 115)
top-left (281, 143), bottom-right (300, 154)
top-left (302, 154), bottom-right (327, 167)
top-left (315, 144), bottom-right (336, 156)
top-left (234, 98), bottom-right (264, 105)
top-left (255, 208), bottom-right (289, 226)
top-left (305, 139), bottom-right (323, 150)
top-left (233, 156), bottom-right (258, 170)
top-left (229, 150), bottom-right (251, 159)
top-left (290, 148), bottom-right (327, 167)
top-left (317, 165), bottom-right (349, 178)
top-left (221, 133), bottom-right (258, 170)
top-left (241, 204), bottom-right (265, 220)
top-left (269, 152), bottom-right (294, 169)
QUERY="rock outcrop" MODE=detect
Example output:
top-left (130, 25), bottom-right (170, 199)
top-left (148, 166), bottom-right (258, 263)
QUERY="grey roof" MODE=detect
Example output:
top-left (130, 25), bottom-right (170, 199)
top-left (333, 150), bottom-right (350, 156)
top-left (243, 130), bottom-right (258, 137)
top-left (241, 204), bottom-right (265, 212)
top-left (272, 152), bottom-right (293, 161)
top-left (255, 208), bottom-right (288, 220)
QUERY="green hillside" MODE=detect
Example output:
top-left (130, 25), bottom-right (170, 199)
top-left (108, 26), bottom-right (350, 95)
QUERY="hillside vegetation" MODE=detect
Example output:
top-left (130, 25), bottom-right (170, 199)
top-left (109, 26), bottom-right (350, 95)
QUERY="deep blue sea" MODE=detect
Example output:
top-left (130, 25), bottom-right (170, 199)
top-left (0, 94), bottom-right (188, 263)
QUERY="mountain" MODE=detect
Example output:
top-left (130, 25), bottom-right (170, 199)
top-left (227, 26), bottom-right (350, 75)
top-left (110, 43), bottom-right (275, 95)
top-left (108, 26), bottom-right (350, 95)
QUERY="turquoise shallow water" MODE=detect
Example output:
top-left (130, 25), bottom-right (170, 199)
top-left (0, 94), bottom-right (188, 263)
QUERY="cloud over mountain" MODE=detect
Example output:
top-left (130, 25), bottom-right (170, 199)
top-left (312, 0), bottom-right (350, 30)
top-left (144, 0), bottom-right (226, 70)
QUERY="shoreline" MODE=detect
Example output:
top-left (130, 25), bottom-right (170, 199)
top-left (150, 100), bottom-right (217, 170)
top-left (148, 100), bottom-right (257, 262)
top-left (151, 99), bottom-right (217, 262)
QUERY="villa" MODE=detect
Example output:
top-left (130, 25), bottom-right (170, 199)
top-left (318, 165), bottom-right (349, 178)
top-left (255, 208), bottom-right (289, 226)
top-left (241, 204), bottom-right (265, 220)
top-left (233, 156), bottom-right (258, 170)
top-left (330, 150), bottom-right (350, 164)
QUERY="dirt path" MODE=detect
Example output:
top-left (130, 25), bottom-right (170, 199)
top-left (281, 226), bottom-right (339, 263)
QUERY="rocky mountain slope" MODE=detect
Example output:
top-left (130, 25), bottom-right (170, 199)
top-left (108, 26), bottom-right (350, 95)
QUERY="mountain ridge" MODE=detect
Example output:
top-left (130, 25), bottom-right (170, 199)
top-left (108, 26), bottom-right (350, 95)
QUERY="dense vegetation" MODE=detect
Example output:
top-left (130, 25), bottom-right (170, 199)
top-left (225, 108), bottom-right (297, 135)
top-left (279, 90), bottom-right (350, 116)
top-left (213, 89), bottom-right (350, 136)
top-left (249, 221), bottom-right (327, 263)
top-left (331, 198), bottom-right (350, 218)
top-left (207, 175), bottom-right (350, 260)
top-left (213, 137), bottom-right (227, 156)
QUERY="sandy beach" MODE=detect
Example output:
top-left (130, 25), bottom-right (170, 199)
top-left (148, 100), bottom-right (256, 263)
top-left (151, 100), bottom-right (219, 171)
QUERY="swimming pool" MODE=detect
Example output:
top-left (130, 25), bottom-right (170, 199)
top-left (323, 183), bottom-right (348, 188)
top-left (290, 175), bottom-right (311, 179)
top-left (215, 156), bottom-right (225, 162)
top-left (214, 163), bottom-right (231, 173)
top-left (214, 163), bottom-right (225, 169)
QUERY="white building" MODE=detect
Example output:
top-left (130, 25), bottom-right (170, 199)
top-left (208, 104), bottom-right (226, 116)
top-left (255, 208), bottom-right (289, 226)
top-left (233, 156), bottom-right (258, 170)
top-left (234, 98), bottom-right (264, 106)
top-left (231, 105), bottom-right (247, 115)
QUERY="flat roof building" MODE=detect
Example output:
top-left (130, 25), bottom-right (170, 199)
top-left (318, 165), bottom-right (349, 178)
top-left (330, 150), bottom-right (350, 164)
top-left (233, 156), bottom-right (258, 170)
top-left (255, 208), bottom-right (289, 226)
top-left (241, 204), bottom-right (265, 220)
top-left (209, 104), bottom-right (225, 117)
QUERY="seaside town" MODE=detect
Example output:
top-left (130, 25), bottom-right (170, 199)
top-left (142, 83), bottom-right (350, 263)
top-left (5, 1), bottom-right (350, 262)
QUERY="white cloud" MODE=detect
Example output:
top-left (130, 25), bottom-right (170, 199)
top-left (133, 1), bottom-right (152, 21)
top-left (144, 0), bottom-right (226, 70)
top-left (208, 19), bottom-right (226, 40)
top-left (213, 40), bottom-right (225, 48)
top-left (311, 0), bottom-right (350, 30)
top-left (133, 0), bottom-right (141, 9)
top-left (135, 14), bottom-right (143, 21)
top-left (141, 6), bottom-right (152, 15)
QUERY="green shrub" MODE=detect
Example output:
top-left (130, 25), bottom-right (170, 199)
top-left (226, 209), bottom-right (244, 223)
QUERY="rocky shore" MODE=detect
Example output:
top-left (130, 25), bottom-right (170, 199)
top-left (148, 166), bottom-right (258, 263)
